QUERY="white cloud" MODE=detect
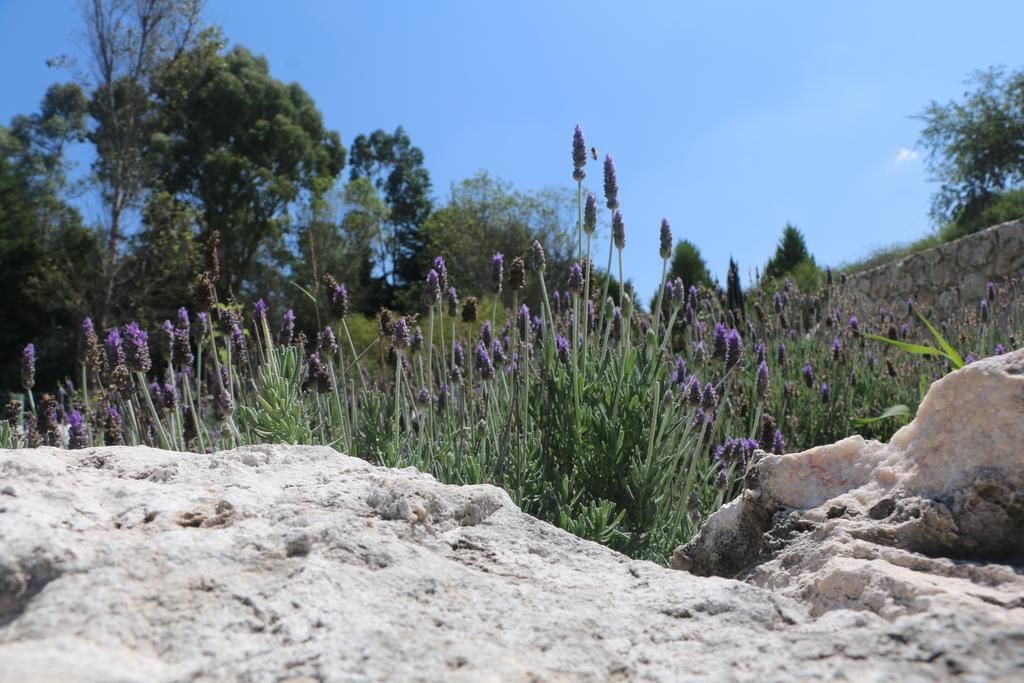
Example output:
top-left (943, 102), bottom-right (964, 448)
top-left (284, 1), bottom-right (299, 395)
top-left (894, 147), bottom-right (918, 164)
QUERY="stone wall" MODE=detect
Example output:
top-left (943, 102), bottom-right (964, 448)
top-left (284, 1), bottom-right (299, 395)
top-left (845, 218), bottom-right (1024, 315)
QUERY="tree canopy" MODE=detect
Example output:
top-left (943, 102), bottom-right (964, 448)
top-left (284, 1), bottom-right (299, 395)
top-left (917, 67), bottom-right (1024, 237)
top-left (764, 223), bottom-right (812, 280)
top-left (668, 239), bottom-right (711, 290)
top-left (153, 39), bottom-right (346, 296)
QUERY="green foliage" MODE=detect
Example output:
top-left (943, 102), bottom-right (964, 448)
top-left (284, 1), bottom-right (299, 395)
top-left (0, 91), bottom-right (99, 393)
top-left (668, 239), bottom-right (710, 290)
top-left (121, 192), bottom-right (202, 323)
top-left (838, 233), bottom-right (944, 275)
top-left (940, 187), bottom-right (1024, 240)
top-left (917, 67), bottom-right (1024, 226)
top-left (725, 257), bottom-right (744, 318)
top-left (349, 127), bottom-right (432, 304)
top-left (421, 172), bottom-right (575, 309)
top-left (765, 223), bottom-right (812, 279)
top-left (153, 39), bottom-right (346, 296)
top-left (237, 345), bottom-right (313, 444)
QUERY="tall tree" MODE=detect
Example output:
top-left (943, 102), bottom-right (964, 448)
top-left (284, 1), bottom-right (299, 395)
top-left (764, 223), bottom-right (811, 279)
top-left (1, 91), bottom-right (100, 393)
top-left (725, 257), bottom-right (745, 319)
top-left (348, 127), bottom-right (432, 303)
top-left (917, 67), bottom-right (1024, 234)
top-left (668, 239), bottom-right (711, 290)
top-left (152, 40), bottom-right (346, 297)
top-left (293, 178), bottom-right (389, 318)
top-left (420, 172), bottom-right (575, 307)
top-left (79, 0), bottom-right (204, 324)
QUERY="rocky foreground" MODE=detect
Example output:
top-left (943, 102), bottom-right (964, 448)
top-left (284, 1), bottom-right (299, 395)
top-left (1, 353), bottom-right (1023, 682)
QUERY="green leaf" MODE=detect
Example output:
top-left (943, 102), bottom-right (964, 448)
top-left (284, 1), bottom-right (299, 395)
top-left (850, 404), bottom-right (911, 427)
top-left (859, 332), bottom-right (951, 362)
top-left (913, 306), bottom-right (964, 369)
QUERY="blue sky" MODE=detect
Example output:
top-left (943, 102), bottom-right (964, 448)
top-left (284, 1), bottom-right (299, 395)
top-left (3, 0), bottom-right (1023, 299)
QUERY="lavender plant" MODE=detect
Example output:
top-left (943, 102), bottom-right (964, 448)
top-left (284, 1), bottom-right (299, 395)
top-left (5, 128), bottom-right (1023, 564)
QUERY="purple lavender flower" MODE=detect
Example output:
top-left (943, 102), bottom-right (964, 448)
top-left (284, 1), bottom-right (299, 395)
top-left (820, 382), bottom-right (830, 404)
top-left (672, 357), bottom-right (687, 386)
top-left (712, 323), bottom-right (727, 360)
top-left (491, 252), bottom-right (504, 294)
top-left (611, 306), bottom-right (622, 340)
top-left (436, 383), bottom-right (449, 409)
top-left (965, 353), bottom-right (976, 364)
top-left (995, 343), bottom-right (1006, 355)
top-left (230, 324), bottom-right (249, 365)
top-left (692, 408), bottom-right (707, 430)
top-left (802, 360), bottom-right (814, 388)
top-left (21, 343), bottom-right (35, 391)
top-left (659, 219), bottom-right (672, 260)
top-left (773, 291), bottom-right (783, 313)
top-left (156, 379), bottom-right (175, 412)
top-left (480, 320), bottom-right (493, 348)
top-left (425, 269), bottom-right (441, 305)
top-left (196, 312), bottom-right (208, 341)
top-left (328, 284), bottom-right (349, 320)
top-left (826, 266), bottom-right (833, 286)
top-left (568, 263), bottom-right (584, 295)
top-left (701, 382), bottom-right (717, 411)
top-left (725, 329), bottom-right (742, 369)
top-left (552, 290), bottom-right (561, 314)
top-left (433, 256), bottom-right (448, 292)
top-left (301, 353), bottom-right (330, 394)
top-left (671, 277), bottom-right (684, 309)
top-left (611, 210), bottom-right (625, 250)
top-left (980, 298), bottom-right (989, 323)
top-left (849, 315), bottom-right (859, 332)
top-left (849, 370), bottom-right (857, 386)
top-left (172, 327), bottom-right (193, 369)
top-left (320, 326), bottom-right (338, 356)
top-left (771, 429), bottom-right (785, 455)
top-left (603, 154), bottom-right (619, 210)
top-left (987, 281), bottom-right (996, 301)
top-left (686, 376), bottom-right (702, 406)
top-left (68, 409), bottom-right (88, 449)
top-left (253, 299), bottom-right (268, 328)
top-left (393, 318), bottom-right (410, 350)
top-left (176, 306), bottom-right (190, 335)
top-left (756, 361), bottom-right (769, 401)
top-left (106, 329), bottom-right (125, 368)
top-left (475, 341), bottom-right (495, 379)
top-left (900, 323), bottom-right (909, 340)
top-left (517, 304), bottom-right (530, 340)
top-left (756, 342), bottom-right (766, 365)
top-left (906, 297), bottom-right (914, 316)
top-left (584, 192), bottom-right (597, 234)
top-left (529, 240), bottom-right (546, 273)
top-left (104, 406), bottom-right (124, 446)
top-left (555, 334), bottom-right (571, 364)
top-left (831, 337), bottom-right (841, 361)
top-left (124, 322), bottom-right (151, 373)
top-left (417, 387), bottom-right (430, 406)
top-left (572, 124), bottom-right (587, 181)
top-left (491, 339), bottom-right (507, 366)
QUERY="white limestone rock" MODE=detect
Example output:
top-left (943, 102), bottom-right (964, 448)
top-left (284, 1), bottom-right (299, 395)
top-left (2, 350), bottom-right (1023, 681)
top-left (673, 350), bottom-right (1024, 676)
